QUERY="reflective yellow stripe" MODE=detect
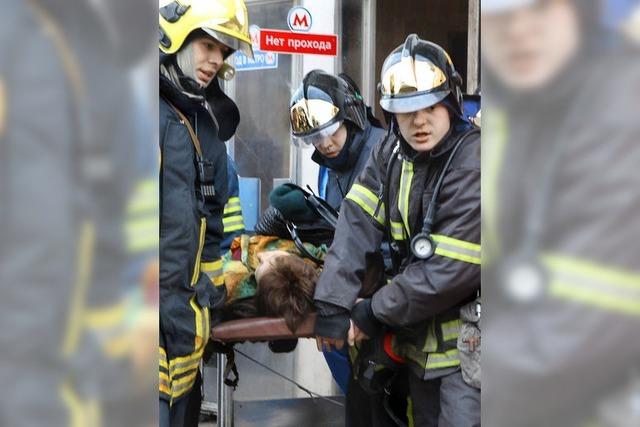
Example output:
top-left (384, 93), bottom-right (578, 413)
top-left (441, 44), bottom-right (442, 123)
top-left (172, 370), bottom-right (199, 399)
top-left (441, 319), bottom-right (462, 341)
top-left (85, 399), bottom-right (101, 427)
top-left (127, 234), bottom-right (160, 252)
top-left (125, 218), bottom-right (158, 233)
top-left (224, 224), bottom-right (245, 233)
top-left (390, 220), bottom-right (405, 241)
top-left (127, 180), bottom-right (158, 215)
top-left (169, 357), bottom-right (200, 378)
top-left (84, 301), bottom-right (128, 329)
top-left (543, 253), bottom-right (640, 316)
top-left (169, 295), bottom-right (209, 378)
top-left (102, 334), bottom-right (132, 358)
top-left (169, 296), bottom-right (208, 398)
top-left (202, 259), bottom-right (223, 276)
top-left (223, 197), bottom-right (242, 214)
top-left (421, 320), bottom-right (438, 353)
top-left (407, 396), bottom-right (414, 427)
top-left (159, 371), bottom-right (171, 395)
top-left (345, 184), bottom-right (385, 225)
top-left (60, 382), bottom-right (102, 427)
top-left (190, 218), bottom-right (206, 286)
top-left (482, 109), bottom-right (508, 260)
top-left (126, 213), bottom-right (159, 252)
top-left (63, 221), bottom-right (95, 356)
top-left (160, 348), bottom-right (169, 370)
top-left (223, 215), bottom-right (245, 232)
top-left (60, 382), bottom-right (83, 427)
top-left (398, 160), bottom-right (414, 235)
top-left (425, 349), bottom-right (460, 370)
top-left (202, 259), bottom-right (224, 286)
top-left (432, 234), bottom-right (481, 264)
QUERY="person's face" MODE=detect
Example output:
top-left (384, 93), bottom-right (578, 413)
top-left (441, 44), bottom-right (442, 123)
top-left (314, 124), bottom-right (348, 159)
top-left (255, 250), bottom-right (290, 283)
top-left (395, 104), bottom-right (451, 152)
top-left (191, 36), bottom-right (230, 87)
top-left (482, 0), bottom-right (581, 91)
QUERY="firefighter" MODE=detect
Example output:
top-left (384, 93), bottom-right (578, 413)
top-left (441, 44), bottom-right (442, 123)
top-left (313, 35), bottom-right (481, 426)
top-left (289, 70), bottom-right (386, 399)
top-left (482, 0), bottom-right (640, 425)
top-left (158, 1), bottom-right (253, 425)
top-left (290, 70), bottom-right (385, 212)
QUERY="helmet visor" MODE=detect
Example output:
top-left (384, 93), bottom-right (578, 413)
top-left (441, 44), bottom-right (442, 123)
top-left (292, 120), bottom-right (342, 147)
top-left (381, 54), bottom-right (447, 97)
top-left (202, 28), bottom-right (254, 59)
top-left (290, 98), bottom-right (340, 136)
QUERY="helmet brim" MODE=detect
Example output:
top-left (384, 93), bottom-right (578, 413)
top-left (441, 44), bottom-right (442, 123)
top-left (380, 90), bottom-right (449, 114)
top-left (202, 28), bottom-right (254, 60)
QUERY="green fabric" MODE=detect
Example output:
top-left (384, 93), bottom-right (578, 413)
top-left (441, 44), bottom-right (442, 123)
top-left (269, 184), bottom-right (318, 222)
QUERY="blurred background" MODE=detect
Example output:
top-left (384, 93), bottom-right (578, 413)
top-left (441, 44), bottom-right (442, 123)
top-left (2, 0), bottom-right (639, 425)
top-left (0, 0), bottom-right (158, 425)
top-left (481, 0), bottom-right (640, 426)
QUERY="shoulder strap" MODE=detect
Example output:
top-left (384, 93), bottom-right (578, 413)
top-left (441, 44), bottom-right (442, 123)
top-left (165, 99), bottom-right (203, 157)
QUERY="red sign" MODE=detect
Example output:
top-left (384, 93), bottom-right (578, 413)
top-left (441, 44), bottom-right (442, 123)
top-left (259, 29), bottom-right (337, 56)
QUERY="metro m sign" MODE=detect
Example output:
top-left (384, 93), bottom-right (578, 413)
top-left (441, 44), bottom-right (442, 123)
top-left (287, 6), bottom-right (312, 32)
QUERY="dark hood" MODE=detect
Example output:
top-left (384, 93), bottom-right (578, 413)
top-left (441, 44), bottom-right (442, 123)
top-left (312, 121), bottom-right (375, 172)
top-left (160, 57), bottom-right (240, 142)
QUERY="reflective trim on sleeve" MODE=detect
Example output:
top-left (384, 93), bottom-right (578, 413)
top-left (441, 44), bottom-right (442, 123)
top-left (398, 160), bottom-right (414, 235)
top-left (84, 300), bottom-right (127, 329)
top-left (125, 179), bottom-right (159, 253)
top-left (171, 370), bottom-right (199, 399)
top-left (223, 197), bottom-right (242, 214)
top-left (543, 253), bottom-right (640, 316)
top-left (223, 215), bottom-right (245, 233)
top-left (159, 372), bottom-right (171, 396)
top-left (165, 295), bottom-right (210, 399)
top-left (441, 319), bottom-right (462, 342)
top-left (160, 347), bottom-right (169, 370)
top-left (127, 180), bottom-right (158, 215)
top-left (345, 183), bottom-right (385, 225)
top-left (432, 234), bottom-right (481, 265)
top-left (425, 349), bottom-right (460, 370)
top-left (202, 259), bottom-right (224, 287)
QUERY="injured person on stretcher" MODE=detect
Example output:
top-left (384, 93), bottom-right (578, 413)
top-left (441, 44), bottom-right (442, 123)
top-left (215, 233), bottom-right (385, 341)
top-left (219, 234), bottom-right (326, 332)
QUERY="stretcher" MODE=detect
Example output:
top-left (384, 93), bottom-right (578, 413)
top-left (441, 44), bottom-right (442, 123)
top-left (210, 313), bottom-right (318, 427)
top-left (211, 313), bottom-right (317, 342)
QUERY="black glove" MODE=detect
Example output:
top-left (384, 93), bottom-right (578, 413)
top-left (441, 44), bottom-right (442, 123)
top-left (350, 298), bottom-right (383, 338)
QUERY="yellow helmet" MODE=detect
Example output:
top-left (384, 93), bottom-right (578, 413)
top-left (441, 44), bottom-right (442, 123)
top-left (159, 0), bottom-right (253, 59)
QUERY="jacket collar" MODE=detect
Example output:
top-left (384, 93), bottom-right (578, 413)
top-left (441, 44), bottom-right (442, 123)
top-left (398, 120), bottom-right (473, 162)
top-left (311, 121), bottom-right (374, 171)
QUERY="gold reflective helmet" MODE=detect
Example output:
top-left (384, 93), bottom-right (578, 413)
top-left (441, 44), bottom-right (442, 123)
top-left (290, 70), bottom-right (367, 146)
top-left (159, 0), bottom-right (253, 59)
top-left (379, 34), bottom-right (463, 115)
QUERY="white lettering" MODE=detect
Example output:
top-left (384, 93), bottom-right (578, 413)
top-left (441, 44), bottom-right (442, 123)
top-left (265, 35), bottom-right (284, 46)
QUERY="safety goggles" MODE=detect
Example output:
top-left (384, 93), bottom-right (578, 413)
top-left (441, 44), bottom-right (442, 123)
top-left (290, 98), bottom-right (340, 133)
top-left (292, 120), bottom-right (343, 147)
top-left (380, 55), bottom-right (447, 97)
